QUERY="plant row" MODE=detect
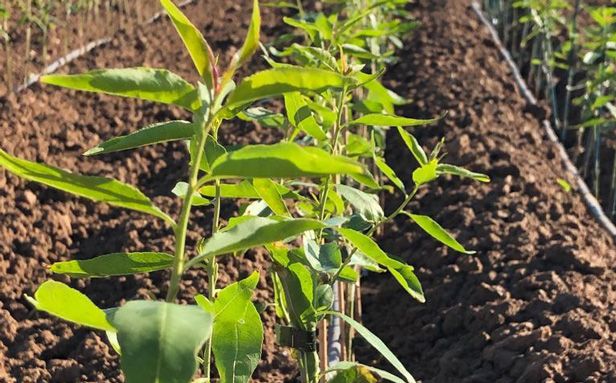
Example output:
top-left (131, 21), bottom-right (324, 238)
top-left (482, 0), bottom-right (615, 217)
top-left (0, 0), bottom-right (488, 382)
top-left (0, 0), bottom-right (162, 92)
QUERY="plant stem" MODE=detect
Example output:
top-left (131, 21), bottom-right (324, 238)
top-left (166, 117), bottom-right (212, 302)
top-left (202, 180), bottom-right (221, 381)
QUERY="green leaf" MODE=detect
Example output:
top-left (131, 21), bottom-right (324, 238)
top-left (172, 182), bottom-right (211, 206)
top-left (50, 252), bottom-right (174, 277)
top-left (193, 217), bottom-right (325, 264)
top-left (226, 0), bottom-right (261, 77)
top-left (331, 362), bottom-right (406, 383)
top-left (212, 272), bottom-right (263, 383)
top-left (26, 280), bottom-right (114, 331)
top-left (304, 240), bottom-right (342, 273)
top-left (337, 228), bottom-right (424, 302)
top-left (314, 284), bottom-right (334, 312)
top-left (412, 159), bottom-right (438, 186)
top-left (160, 0), bottom-right (214, 84)
top-left (84, 120), bottom-right (194, 156)
top-left (209, 143), bottom-right (365, 179)
top-left (0, 149), bottom-right (174, 225)
top-left (350, 114), bottom-right (437, 127)
top-left (336, 184), bottom-right (384, 223)
top-left (397, 127), bottom-right (428, 165)
top-left (253, 178), bottom-right (290, 216)
top-left (223, 67), bottom-right (355, 113)
top-left (284, 92), bottom-right (327, 141)
top-left (374, 156), bottom-right (405, 192)
top-left (557, 178), bottom-right (572, 192)
top-left (276, 262), bottom-right (317, 328)
top-left (200, 180), bottom-right (261, 199)
top-left (436, 164), bottom-right (490, 183)
top-left (325, 311), bottom-right (416, 383)
top-left (404, 213), bottom-right (474, 254)
top-left (41, 68), bottom-right (200, 111)
top-left (329, 364), bottom-right (378, 383)
top-left (108, 301), bottom-right (213, 383)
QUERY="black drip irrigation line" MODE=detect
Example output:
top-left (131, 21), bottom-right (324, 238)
top-left (470, 2), bottom-right (616, 239)
top-left (11, 0), bottom-right (196, 94)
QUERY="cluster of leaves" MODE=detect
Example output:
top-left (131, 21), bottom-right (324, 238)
top-left (1, 1), bottom-right (488, 382)
top-left (485, 0), bottom-right (616, 218)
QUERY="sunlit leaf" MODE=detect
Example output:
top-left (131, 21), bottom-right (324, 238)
top-left (160, 0), bottom-right (214, 84)
top-left (403, 212), bottom-right (474, 254)
top-left (50, 252), bottom-right (174, 277)
top-left (192, 217), bottom-right (325, 264)
top-left (84, 120), bottom-right (194, 156)
top-left (108, 301), bottom-right (213, 383)
top-left (337, 228), bottom-right (424, 302)
top-left (208, 143), bottom-right (365, 179)
top-left (26, 280), bottom-right (114, 331)
top-left (350, 114), bottom-right (437, 127)
top-left (253, 178), bottom-right (290, 216)
top-left (41, 68), bottom-right (200, 111)
top-left (437, 164), bottom-right (490, 183)
top-left (397, 127), bottom-right (428, 165)
top-left (0, 149), bottom-right (174, 225)
top-left (223, 67), bottom-right (355, 113)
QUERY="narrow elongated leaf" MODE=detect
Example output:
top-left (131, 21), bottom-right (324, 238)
top-left (41, 68), bottom-right (200, 111)
top-left (404, 213), bottom-right (474, 254)
top-left (209, 143), bottom-right (364, 179)
top-left (284, 92), bottom-right (327, 140)
top-left (337, 227), bottom-right (424, 302)
top-left (201, 180), bottom-right (299, 200)
top-left (253, 178), bottom-right (290, 216)
top-left (212, 272), bottom-right (263, 383)
top-left (108, 301), bottom-right (213, 383)
top-left (50, 252), bottom-right (174, 277)
top-left (437, 164), bottom-right (490, 183)
top-left (0, 149), bottom-right (174, 224)
top-left (193, 217), bottom-right (325, 263)
top-left (223, 67), bottom-right (355, 113)
top-left (336, 184), bottom-right (384, 223)
top-left (397, 127), bottom-right (427, 165)
top-left (228, 0), bottom-right (261, 74)
top-left (160, 0), bottom-right (214, 83)
top-left (350, 114), bottom-right (437, 127)
top-left (325, 311), bottom-right (416, 383)
top-left (374, 156), bottom-right (405, 192)
top-left (26, 280), bottom-right (114, 331)
top-left (84, 120), bottom-right (194, 156)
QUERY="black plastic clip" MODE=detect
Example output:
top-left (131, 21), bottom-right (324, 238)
top-left (275, 325), bottom-right (318, 352)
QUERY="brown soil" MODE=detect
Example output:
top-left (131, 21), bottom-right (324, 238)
top-left (1, 0), bottom-right (615, 382)
top-left (358, 1), bottom-right (616, 382)
top-left (0, 0), bottom-right (163, 97)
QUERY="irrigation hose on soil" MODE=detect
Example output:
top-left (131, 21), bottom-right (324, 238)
top-left (470, 2), bottom-right (616, 240)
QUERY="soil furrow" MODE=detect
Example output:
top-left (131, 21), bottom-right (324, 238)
top-left (359, 1), bottom-right (616, 382)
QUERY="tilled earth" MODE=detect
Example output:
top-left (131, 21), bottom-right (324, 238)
top-left (0, 0), bottom-right (615, 382)
top-left (359, 1), bottom-right (616, 382)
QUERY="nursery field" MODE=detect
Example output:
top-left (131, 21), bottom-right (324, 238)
top-left (0, 0), bottom-right (615, 383)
